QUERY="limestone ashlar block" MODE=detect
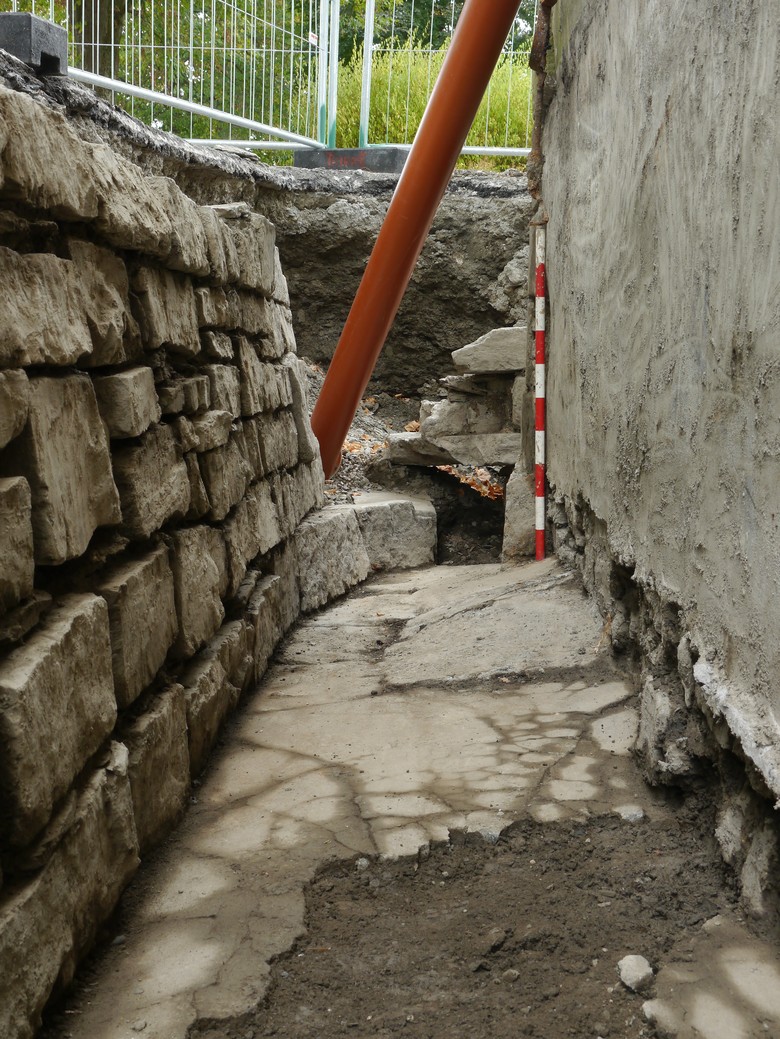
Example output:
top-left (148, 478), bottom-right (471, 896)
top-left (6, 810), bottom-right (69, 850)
top-left (111, 424), bottom-right (190, 539)
top-left (271, 247), bottom-right (290, 306)
top-left (0, 594), bottom-right (117, 847)
top-left (148, 177), bottom-right (209, 277)
top-left (168, 524), bottom-right (226, 660)
top-left (194, 286), bottom-right (240, 330)
top-left (131, 267), bottom-right (200, 358)
top-left (200, 330), bottom-right (235, 361)
top-left (0, 85), bottom-right (99, 221)
top-left (257, 410), bottom-right (299, 473)
top-left (199, 434), bottom-right (253, 522)
top-left (352, 492), bottom-right (437, 571)
top-left (157, 375), bottom-right (210, 418)
top-left (181, 621), bottom-right (251, 777)
top-left (422, 431), bottom-right (523, 467)
top-left (237, 337), bottom-right (271, 416)
top-left (222, 480), bottom-right (282, 596)
top-left (190, 410), bottom-right (233, 452)
top-left (283, 354), bottom-right (318, 463)
top-left (233, 417), bottom-right (264, 481)
top-left (452, 325), bottom-right (527, 374)
top-left (0, 743), bottom-right (138, 1039)
top-left (213, 204), bottom-right (276, 295)
top-left (183, 452), bottom-right (210, 520)
top-left (0, 478), bottom-right (34, 616)
top-left (97, 546), bottom-right (178, 708)
top-left (0, 247), bottom-right (91, 368)
top-left (87, 141), bottom-right (174, 260)
top-left (93, 367), bottom-right (161, 439)
top-left (502, 469), bottom-right (536, 559)
top-left (419, 396), bottom-right (509, 438)
top-left (235, 295), bottom-right (295, 358)
top-left (0, 371), bottom-right (29, 450)
top-left (293, 506), bottom-right (371, 613)
top-left (203, 364), bottom-right (241, 419)
top-left (197, 206), bottom-right (229, 285)
top-left (67, 240), bottom-right (142, 368)
top-left (246, 574), bottom-right (284, 684)
top-left (124, 684), bottom-right (190, 852)
top-left (0, 374), bottom-right (121, 565)
top-left (267, 540), bottom-right (300, 635)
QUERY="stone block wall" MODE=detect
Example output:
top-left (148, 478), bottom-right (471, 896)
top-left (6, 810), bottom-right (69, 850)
top-left (0, 78), bottom-right (331, 1038)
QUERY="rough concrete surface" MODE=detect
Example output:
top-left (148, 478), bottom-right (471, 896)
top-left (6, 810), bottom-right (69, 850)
top-left (40, 563), bottom-right (780, 1039)
top-left (544, 0), bottom-right (780, 800)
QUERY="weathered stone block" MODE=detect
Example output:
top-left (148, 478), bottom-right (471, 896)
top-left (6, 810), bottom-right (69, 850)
top-left (132, 267), bottom-right (200, 358)
top-left (111, 424), bottom-right (190, 539)
top-left (124, 684), bottom-right (190, 852)
top-left (93, 367), bottom-right (161, 439)
top-left (222, 480), bottom-right (282, 595)
top-left (88, 142), bottom-right (173, 259)
top-left (168, 525), bottom-right (226, 660)
top-left (237, 337), bottom-right (271, 416)
top-left (97, 546), bottom-right (177, 708)
top-left (502, 468), bottom-right (536, 560)
top-left (200, 330), bottom-right (235, 361)
top-left (425, 431), bottom-right (523, 466)
top-left (0, 374), bottom-right (121, 565)
top-left (0, 478), bottom-right (33, 615)
top-left (352, 492), bottom-right (437, 571)
top-left (294, 507), bottom-right (370, 612)
top-left (0, 743), bottom-right (138, 1039)
top-left (452, 326), bottom-right (527, 374)
top-left (419, 396), bottom-right (509, 438)
top-left (183, 452), bottom-right (210, 520)
top-left (203, 364), bottom-right (241, 419)
top-left (157, 375), bottom-right (210, 417)
top-left (267, 540), bottom-right (300, 635)
top-left (0, 370), bottom-right (29, 449)
top-left (283, 354), bottom-right (318, 463)
top-left (271, 246), bottom-right (290, 306)
top-left (197, 206), bottom-right (230, 285)
top-left (0, 594), bottom-right (116, 846)
top-left (67, 240), bottom-right (142, 367)
top-left (195, 286), bottom-right (239, 330)
top-left (233, 417), bottom-right (265, 481)
top-left (246, 575), bottom-right (284, 683)
top-left (258, 409), bottom-right (299, 472)
top-left (0, 248), bottom-right (91, 367)
top-left (511, 374), bottom-right (526, 429)
top-left (199, 435), bottom-right (253, 521)
top-left (149, 177), bottom-right (209, 276)
top-left (180, 621), bottom-right (251, 776)
top-left (214, 204), bottom-right (276, 294)
top-left (190, 410), bottom-right (233, 452)
top-left (384, 432), bottom-right (455, 466)
top-left (0, 86), bottom-right (99, 221)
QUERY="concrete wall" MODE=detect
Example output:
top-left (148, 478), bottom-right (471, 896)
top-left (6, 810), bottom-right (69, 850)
top-left (0, 60), bottom-right (436, 1039)
top-left (544, 0), bottom-right (780, 906)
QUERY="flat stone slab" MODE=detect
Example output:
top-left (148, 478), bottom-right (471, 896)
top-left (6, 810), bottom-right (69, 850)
top-left (452, 325), bottom-right (527, 374)
top-left (54, 563), bottom-right (780, 1039)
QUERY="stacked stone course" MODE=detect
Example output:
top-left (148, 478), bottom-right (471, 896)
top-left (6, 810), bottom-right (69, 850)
top-left (0, 81), bottom-right (334, 1038)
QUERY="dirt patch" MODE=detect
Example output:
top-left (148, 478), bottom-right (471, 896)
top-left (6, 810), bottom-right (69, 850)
top-left (190, 802), bottom-right (736, 1039)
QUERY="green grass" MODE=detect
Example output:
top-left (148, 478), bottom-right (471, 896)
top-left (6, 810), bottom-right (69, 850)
top-left (336, 41), bottom-right (532, 170)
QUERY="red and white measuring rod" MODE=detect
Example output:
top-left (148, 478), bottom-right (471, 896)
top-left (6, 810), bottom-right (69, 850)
top-left (534, 225), bottom-right (546, 561)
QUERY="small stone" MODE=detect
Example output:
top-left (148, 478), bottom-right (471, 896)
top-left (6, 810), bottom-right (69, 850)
top-left (355, 857), bottom-right (370, 872)
top-left (617, 954), bottom-right (654, 993)
top-left (642, 999), bottom-right (681, 1038)
top-left (483, 927), bottom-right (508, 954)
top-left (502, 969), bottom-right (520, 982)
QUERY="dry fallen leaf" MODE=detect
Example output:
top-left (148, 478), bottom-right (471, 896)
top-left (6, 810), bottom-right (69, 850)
top-left (404, 420), bottom-right (421, 432)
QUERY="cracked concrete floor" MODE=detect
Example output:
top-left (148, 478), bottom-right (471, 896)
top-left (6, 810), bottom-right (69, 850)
top-left (48, 561), bottom-right (780, 1039)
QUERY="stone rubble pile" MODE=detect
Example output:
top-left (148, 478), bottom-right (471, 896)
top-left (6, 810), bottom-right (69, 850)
top-left (0, 78), bottom-right (434, 1039)
top-left (382, 325), bottom-right (536, 557)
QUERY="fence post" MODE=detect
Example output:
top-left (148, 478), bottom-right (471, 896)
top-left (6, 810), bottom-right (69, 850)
top-left (327, 0), bottom-right (340, 147)
top-left (358, 0), bottom-right (375, 148)
top-left (317, 0), bottom-right (330, 144)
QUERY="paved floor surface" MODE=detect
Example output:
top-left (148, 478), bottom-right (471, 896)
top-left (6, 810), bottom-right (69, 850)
top-left (52, 561), bottom-right (780, 1039)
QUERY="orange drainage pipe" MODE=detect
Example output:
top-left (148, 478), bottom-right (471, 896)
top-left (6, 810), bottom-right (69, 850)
top-left (311, 0), bottom-right (523, 477)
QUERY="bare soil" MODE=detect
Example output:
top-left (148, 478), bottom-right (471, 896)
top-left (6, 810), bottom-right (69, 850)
top-left (190, 801), bottom-right (735, 1039)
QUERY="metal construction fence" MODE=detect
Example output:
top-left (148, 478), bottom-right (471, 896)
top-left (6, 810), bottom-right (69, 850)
top-left (0, 0), bottom-right (535, 157)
